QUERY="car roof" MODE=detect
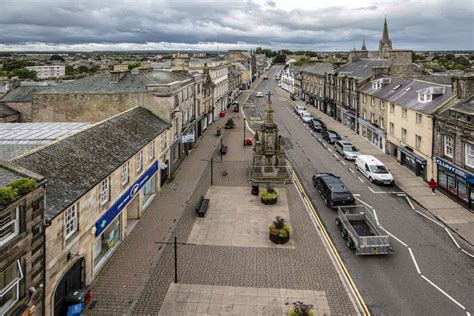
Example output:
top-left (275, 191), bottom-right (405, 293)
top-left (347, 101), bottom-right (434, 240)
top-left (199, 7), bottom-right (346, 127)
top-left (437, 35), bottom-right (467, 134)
top-left (357, 155), bottom-right (383, 165)
top-left (316, 173), bottom-right (350, 192)
top-left (337, 140), bottom-right (352, 145)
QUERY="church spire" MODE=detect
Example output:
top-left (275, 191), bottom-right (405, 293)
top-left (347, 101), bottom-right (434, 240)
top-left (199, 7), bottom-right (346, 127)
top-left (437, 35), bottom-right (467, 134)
top-left (361, 37), bottom-right (367, 51)
top-left (381, 16), bottom-right (390, 44)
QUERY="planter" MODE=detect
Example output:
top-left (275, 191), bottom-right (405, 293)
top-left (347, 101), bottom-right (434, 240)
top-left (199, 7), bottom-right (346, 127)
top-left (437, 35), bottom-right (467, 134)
top-left (261, 197), bottom-right (277, 205)
top-left (269, 233), bottom-right (290, 244)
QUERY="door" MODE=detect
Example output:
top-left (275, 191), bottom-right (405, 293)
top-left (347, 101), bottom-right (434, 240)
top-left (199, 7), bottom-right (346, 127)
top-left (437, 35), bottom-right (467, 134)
top-left (53, 258), bottom-right (84, 316)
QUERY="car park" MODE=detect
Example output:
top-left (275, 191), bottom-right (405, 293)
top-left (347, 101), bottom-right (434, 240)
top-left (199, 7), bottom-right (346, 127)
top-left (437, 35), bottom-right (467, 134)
top-left (355, 155), bottom-right (394, 185)
top-left (312, 173), bottom-right (355, 208)
top-left (334, 140), bottom-right (360, 160)
top-left (256, 91), bottom-right (264, 97)
top-left (294, 105), bottom-right (307, 116)
top-left (301, 112), bottom-right (313, 123)
top-left (309, 119), bottom-right (326, 132)
top-left (322, 130), bottom-right (341, 144)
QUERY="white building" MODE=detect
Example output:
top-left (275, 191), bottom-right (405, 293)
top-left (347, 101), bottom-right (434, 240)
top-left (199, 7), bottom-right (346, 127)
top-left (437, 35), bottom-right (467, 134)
top-left (26, 65), bottom-right (65, 79)
top-left (280, 65), bottom-right (301, 94)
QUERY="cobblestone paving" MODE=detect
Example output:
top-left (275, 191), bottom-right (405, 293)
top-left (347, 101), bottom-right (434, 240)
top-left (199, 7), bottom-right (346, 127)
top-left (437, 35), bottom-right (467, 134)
top-left (158, 283), bottom-right (331, 316)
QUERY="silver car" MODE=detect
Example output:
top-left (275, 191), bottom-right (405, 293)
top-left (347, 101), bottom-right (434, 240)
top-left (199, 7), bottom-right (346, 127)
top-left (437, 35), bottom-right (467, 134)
top-left (335, 140), bottom-right (360, 160)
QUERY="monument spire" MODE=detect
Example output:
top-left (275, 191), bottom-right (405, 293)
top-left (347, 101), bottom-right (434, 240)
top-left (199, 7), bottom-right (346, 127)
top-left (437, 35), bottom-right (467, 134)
top-left (265, 91), bottom-right (274, 124)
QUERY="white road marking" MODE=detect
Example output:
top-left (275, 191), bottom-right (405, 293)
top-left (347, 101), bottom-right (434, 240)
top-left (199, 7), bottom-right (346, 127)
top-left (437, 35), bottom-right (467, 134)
top-left (384, 229), bottom-right (408, 247)
top-left (323, 143), bottom-right (327, 148)
top-left (445, 227), bottom-right (461, 249)
top-left (328, 148), bottom-right (332, 152)
top-left (421, 275), bottom-right (466, 311)
top-left (408, 247), bottom-right (421, 274)
top-left (340, 161), bottom-right (346, 165)
top-left (414, 210), bottom-right (445, 228)
top-left (405, 196), bottom-right (416, 210)
top-left (349, 168), bottom-right (354, 173)
top-left (461, 249), bottom-right (474, 258)
top-left (358, 176), bottom-right (364, 183)
top-left (397, 193), bottom-right (406, 197)
top-left (355, 197), bottom-right (373, 209)
top-left (353, 194), bottom-right (360, 197)
top-left (334, 154), bottom-right (338, 158)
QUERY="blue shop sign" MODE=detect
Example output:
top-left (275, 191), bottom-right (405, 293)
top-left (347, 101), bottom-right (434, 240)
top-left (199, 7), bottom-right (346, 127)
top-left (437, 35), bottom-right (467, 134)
top-left (95, 160), bottom-right (159, 236)
top-left (435, 157), bottom-right (472, 180)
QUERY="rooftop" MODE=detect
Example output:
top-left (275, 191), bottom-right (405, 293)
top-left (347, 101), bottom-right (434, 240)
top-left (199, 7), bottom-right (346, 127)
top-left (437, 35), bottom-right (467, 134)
top-left (334, 58), bottom-right (390, 80)
top-left (14, 107), bottom-right (171, 220)
top-left (0, 160), bottom-right (44, 189)
top-left (0, 104), bottom-right (19, 118)
top-left (0, 85), bottom-right (53, 102)
top-left (301, 62), bottom-right (334, 75)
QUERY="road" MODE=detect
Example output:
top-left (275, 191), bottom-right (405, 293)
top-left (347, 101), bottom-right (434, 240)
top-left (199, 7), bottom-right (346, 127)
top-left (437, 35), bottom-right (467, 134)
top-left (245, 67), bottom-right (474, 315)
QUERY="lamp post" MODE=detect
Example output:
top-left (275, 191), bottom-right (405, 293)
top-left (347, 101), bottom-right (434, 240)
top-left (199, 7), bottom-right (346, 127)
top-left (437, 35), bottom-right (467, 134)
top-left (243, 118), bottom-right (246, 146)
top-left (155, 237), bottom-right (196, 284)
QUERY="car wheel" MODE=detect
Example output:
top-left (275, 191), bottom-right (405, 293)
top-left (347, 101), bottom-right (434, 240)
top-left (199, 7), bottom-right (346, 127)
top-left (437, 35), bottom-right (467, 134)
top-left (323, 196), bottom-right (328, 205)
top-left (341, 228), bottom-right (348, 240)
top-left (369, 177), bottom-right (374, 183)
top-left (335, 217), bottom-right (342, 228)
top-left (355, 164), bottom-right (359, 170)
top-left (346, 237), bottom-right (355, 250)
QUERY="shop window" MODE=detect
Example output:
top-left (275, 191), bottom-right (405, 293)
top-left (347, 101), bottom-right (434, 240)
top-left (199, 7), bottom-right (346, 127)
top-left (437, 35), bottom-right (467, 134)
top-left (465, 143), bottom-right (474, 168)
top-left (0, 207), bottom-right (20, 247)
top-left (0, 260), bottom-right (23, 315)
top-left (401, 128), bottom-right (407, 142)
top-left (444, 135), bottom-right (454, 158)
top-left (142, 175), bottom-right (156, 208)
top-left (416, 113), bottom-right (422, 125)
top-left (93, 218), bottom-right (121, 271)
top-left (64, 203), bottom-right (78, 240)
top-left (136, 150), bottom-right (143, 173)
top-left (458, 179), bottom-right (469, 203)
top-left (149, 141), bottom-right (155, 161)
top-left (121, 162), bottom-right (129, 185)
top-left (100, 178), bottom-right (110, 205)
top-left (416, 135), bottom-right (422, 150)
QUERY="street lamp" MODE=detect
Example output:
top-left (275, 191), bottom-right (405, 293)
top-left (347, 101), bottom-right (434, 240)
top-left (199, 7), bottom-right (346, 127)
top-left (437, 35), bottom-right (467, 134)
top-left (243, 118), bottom-right (246, 146)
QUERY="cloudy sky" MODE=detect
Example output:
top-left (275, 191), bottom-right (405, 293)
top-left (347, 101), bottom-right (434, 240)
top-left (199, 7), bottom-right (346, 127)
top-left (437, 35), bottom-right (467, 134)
top-left (0, 0), bottom-right (472, 51)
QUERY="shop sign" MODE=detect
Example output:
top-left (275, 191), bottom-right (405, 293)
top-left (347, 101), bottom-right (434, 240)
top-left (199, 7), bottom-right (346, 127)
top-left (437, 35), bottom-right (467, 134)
top-left (435, 157), bottom-right (471, 180)
top-left (181, 133), bottom-right (195, 143)
top-left (95, 160), bottom-right (159, 236)
top-left (400, 147), bottom-right (426, 165)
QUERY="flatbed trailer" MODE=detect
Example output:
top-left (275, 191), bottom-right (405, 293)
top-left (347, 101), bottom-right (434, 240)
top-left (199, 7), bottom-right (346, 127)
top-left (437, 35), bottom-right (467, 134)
top-left (335, 205), bottom-right (394, 255)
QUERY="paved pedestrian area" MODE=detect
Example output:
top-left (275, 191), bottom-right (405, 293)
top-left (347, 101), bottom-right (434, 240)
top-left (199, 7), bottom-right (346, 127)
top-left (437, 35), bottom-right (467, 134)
top-left (188, 186), bottom-right (294, 248)
top-left (158, 283), bottom-right (330, 316)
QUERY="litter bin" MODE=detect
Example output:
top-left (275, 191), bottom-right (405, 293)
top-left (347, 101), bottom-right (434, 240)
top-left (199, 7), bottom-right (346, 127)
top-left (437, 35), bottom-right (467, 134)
top-left (251, 184), bottom-right (259, 196)
top-left (67, 303), bottom-right (84, 316)
top-left (65, 289), bottom-right (89, 305)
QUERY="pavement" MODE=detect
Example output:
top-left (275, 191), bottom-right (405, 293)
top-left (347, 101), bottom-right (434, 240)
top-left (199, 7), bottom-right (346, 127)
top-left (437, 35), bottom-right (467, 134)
top-left (277, 88), bottom-right (474, 247)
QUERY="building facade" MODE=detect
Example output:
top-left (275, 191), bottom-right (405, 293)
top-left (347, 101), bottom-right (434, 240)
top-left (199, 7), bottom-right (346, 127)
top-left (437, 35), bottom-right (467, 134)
top-left (280, 65), bottom-right (301, 95)
top-left (26, 66), bottom-right (65, 79)
top-left (433, 70), bottom-right (474, 211)
top-left (0, 161), bottom-right (46, 316)
top-left (301, 63), bottom-right (334, 111)
top-left (14, 107), bottom-right (171, 316)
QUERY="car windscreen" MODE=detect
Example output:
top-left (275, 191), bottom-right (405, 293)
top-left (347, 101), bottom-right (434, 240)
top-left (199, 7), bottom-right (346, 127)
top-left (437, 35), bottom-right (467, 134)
top-left (303, 113), bottom-right (311, 117)
top-left (370, 165), bottom-right (389, 173)
top-left (343, 146), bottom-right (357, 152)
top-left (332, 191), bottom-right (352, 200)
top-left (328, 133), bottom-right (337, 138)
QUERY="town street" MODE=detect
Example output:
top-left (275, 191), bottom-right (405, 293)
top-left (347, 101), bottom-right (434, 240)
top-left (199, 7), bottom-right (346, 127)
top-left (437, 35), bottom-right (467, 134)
top-left (246, 67), bottom-right (474, 316)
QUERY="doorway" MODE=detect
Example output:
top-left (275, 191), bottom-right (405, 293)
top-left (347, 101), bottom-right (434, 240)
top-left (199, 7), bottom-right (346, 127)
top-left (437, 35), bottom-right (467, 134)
top-left (53, 258), bottom-right (84, 316)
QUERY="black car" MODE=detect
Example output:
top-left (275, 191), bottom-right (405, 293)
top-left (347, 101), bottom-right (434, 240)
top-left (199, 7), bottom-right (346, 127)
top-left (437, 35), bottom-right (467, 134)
top-left (312, 173), bottom-right (355, 208)
top-left (309, 119), bottom-right (326, 132)
top-left (322, 130), bottom-right (341, 144)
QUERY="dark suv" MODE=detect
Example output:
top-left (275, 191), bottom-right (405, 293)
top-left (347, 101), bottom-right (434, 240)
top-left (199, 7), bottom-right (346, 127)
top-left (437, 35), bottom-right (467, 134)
top-left (309, 119), bottom-right (326, 132)
top-left (322, 130), bottom-right (341, 144)
top-left (312, 173), bottom-right (355, 208)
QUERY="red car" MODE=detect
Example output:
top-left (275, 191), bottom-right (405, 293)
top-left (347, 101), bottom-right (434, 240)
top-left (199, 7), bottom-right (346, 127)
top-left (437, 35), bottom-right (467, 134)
top-left (262, 75), bottom-right (268, 80)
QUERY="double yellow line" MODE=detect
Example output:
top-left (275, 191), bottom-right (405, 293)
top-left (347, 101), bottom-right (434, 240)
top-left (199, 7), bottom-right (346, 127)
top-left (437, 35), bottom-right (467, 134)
top-left (286, 161), bottom-right (370, 316)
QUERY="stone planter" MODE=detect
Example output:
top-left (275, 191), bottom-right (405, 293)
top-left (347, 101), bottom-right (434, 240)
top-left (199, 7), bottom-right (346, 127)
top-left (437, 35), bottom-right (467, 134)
top-left (261, 197), bottom-right (277, 205)
top-left (269, 233), bottom-right (290, 244)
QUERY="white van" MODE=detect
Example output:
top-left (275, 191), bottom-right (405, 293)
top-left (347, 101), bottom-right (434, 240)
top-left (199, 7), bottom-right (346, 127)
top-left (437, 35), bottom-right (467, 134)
top-left (355, 155), bottom-right (394, 185)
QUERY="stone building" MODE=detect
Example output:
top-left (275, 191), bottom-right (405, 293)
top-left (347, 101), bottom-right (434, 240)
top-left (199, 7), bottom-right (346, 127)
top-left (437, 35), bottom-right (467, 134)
top-left (26, 65), bottom-right (65, 79)
top-left (0, 104), bottom-right (20, 122)
top-left (0, 161), bottom-right (46, 316)
top-left (280, 65), bottom-right (302, 95)
top-left (228, 65), bottom-right (242, 103)
top-left (433, 70), bottom-right (474, 211)
top-left (379, 17), bottom-right (393, 59)
top-left (300, 62), bottom-right (334, 111)
top-left (13, 107), bottom-right (171, 316)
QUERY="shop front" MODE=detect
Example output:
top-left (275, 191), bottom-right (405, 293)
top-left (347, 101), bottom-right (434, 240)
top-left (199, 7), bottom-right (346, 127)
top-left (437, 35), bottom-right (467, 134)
top-left (94, 161), bottom-right (159, 273)
top-left (435, 157), bottom-right (474, 211)
top-left (325, 100), bottom-right (336, 119)
top-left (341, 107), bottom-right (357, 131)
top-left (358, 118), bottom-right (386, 153)
top-left (399, 146), bottom-right (427, 179)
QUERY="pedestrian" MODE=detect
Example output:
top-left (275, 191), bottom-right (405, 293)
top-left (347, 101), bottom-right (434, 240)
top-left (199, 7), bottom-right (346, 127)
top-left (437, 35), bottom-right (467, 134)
top-left (428, 178), bottom-right (437, 195)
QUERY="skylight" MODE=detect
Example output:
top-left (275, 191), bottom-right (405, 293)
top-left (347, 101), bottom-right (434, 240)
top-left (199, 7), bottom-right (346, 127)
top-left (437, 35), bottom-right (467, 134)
top-left (393, 84), bottom-right (401, 90)
top-left (404, 87), bottom-right (412, 92)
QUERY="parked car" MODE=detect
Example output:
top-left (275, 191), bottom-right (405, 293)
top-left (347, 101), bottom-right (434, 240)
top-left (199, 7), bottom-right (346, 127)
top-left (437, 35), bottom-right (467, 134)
top-left (301, 112), bottom-right (313, 123)
top-left (334, 140), bottom-right (360, 160)
top-left (294, 105), bottom-right (307, 116)
top-left (309, 119), bottom-right (326, 132)
top-left (312, 173), bottom-right (355, 208)
top-left (322, 130), bottom-right (341, 144)
top-left (256, 91), bottom-right (264, 97)
top-left (355, 155), bottom-right (394, 185)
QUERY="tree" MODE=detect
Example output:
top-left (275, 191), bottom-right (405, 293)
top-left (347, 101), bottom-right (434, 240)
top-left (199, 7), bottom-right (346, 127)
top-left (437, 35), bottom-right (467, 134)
top-left (9, 68), bottom-right (37, 80)
top-left (128, 62), bottom-right (141, 70)
top-left (50, 54), bottom-right (65, 62)
top-left (65, 65), bottom-right (75, 75)
top-left (445, 53), bottom-right (455, 61)
top-left (77, 65), bottom-right (89, 73)
top-left (273, 54), bottom-right (286, 64)
top-left (255, 47), bottom-right (263, 54)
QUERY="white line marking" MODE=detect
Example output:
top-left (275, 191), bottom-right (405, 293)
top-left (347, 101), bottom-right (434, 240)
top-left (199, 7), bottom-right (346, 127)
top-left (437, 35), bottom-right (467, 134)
top-left (408, 248), bottom-right (421, 274)
top-left (405, 196), bottom-right (416, 210)
top-left (397, 193), bottom-right (406, 197)
top-left (323, 143), bottom-right (327, 148)
top-left (334, 154), bottom-right (338, 158)
top-left (358, 176), bottom-right (364, 183)
top-left (353, 194), bottom-right (360, 197)
top-left (461, 249), bottom-right (474, 258)
top-left (340, 161), bottom-right (346, 165)
top-left (368, 186), bottom-right (376, 193)
top-left (372, 208), bottom-right (380, 225)
top-left (445, 227), bottom-right (461, 249)
top-left (355, 197), bottom-right (373, 209)
top-left (349, 168), bottom-right (354, 173)
top-left (328, 148), bottom-right (332, 152)
top-left (414, 210), bottom-right (445, 228)
top-left (466, 311), bottom-right (470, 316)
top-left (384, 229), bottom-right (408, 247)
top-left (421, 275), bottom-right (466, 310)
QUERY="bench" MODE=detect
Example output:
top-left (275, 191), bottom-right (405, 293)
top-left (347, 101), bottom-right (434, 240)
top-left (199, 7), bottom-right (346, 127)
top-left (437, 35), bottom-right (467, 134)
top-left (195, 195), bottom-right (210, 217)
top-left (220, 145), bottom-right (228, 155)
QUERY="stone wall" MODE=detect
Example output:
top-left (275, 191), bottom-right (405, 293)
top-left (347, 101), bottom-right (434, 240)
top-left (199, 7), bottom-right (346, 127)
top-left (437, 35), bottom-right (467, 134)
top-left (3, 101), bottom-right (33, 122)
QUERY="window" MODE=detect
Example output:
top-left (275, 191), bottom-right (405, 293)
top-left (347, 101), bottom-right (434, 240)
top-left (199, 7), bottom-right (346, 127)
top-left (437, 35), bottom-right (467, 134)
top-left (401, 128), bottom-right (407, 142)
top-left (371, 97), bottom-right (375, 106)
top-left (390, 103), bottom-right (394, 113)
top-left (416, 113), bottom-right (422, 124)
top-left (0, 260), bottom-right (23, 315)
top-left (64, 203), bottom-right (78, 240)
top-left (370, 113), bottom-right (375, 124)
top-left (380, 100), bottom-right (385, 110)
top-left (402, 108), bottom-right (407, 119)
top-left (149, 141), bottom-right (155, 161)
top-left (136, 150), bottom-right (143, 173)
top-left (416, 135), bottom-right (422, 150)
top-left (465, 143), bottom-right (474, 168)
top-left (380, 117), bottom-right (385, 129)
top-left (444, 135), bottom-right (454, 158)
top-left (363, 110), bottom-right (367, 120)
top-left (174, 95), bottom-right (179, 107)
top-left (363, 94), bottom-right (366, 103)
top-left (100, 178), bottom-right (110, 205)
top-left (0, 207), bottom-right (20, 246)
top-left (389, 122), bottom-right (394, 135)
top-left (121, 162), bottom-right (129, 185)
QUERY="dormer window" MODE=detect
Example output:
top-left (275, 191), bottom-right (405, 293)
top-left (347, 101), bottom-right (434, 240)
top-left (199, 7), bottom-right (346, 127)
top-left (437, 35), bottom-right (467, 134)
top-left (372, 78), bottom-right (391, 90)
top-left (418, 93), bottom-right (432, 103)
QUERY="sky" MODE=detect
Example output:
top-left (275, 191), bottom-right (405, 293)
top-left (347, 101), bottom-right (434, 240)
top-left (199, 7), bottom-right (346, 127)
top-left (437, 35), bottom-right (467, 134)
top-left (0, 0), bottom-right (473, 52)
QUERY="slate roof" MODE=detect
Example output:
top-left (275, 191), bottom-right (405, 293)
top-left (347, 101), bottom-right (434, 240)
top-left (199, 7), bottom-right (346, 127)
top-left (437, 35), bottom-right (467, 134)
top-left (301, 62), bottom-right (334, 75)
top-left (14, 107), bottom-right (171, 220)
top-left (450, 96), bottom-right (474, 115)
top-left (0, 160), bottom-right (44, 189)
top-left (40, 71), bottom-right (192, 94)
top-left (417, 76), bottom-right (453, 85)
top-left (0, 85), bottom-right (52, 102)
top-left (360, 78), bottom-right (453, 114)
top-left (334, 58), bottom-right (390, 80)
top-left (0, 104), bottom-right (19, 118)
top-left (0, 165), bottom-right (23, 188)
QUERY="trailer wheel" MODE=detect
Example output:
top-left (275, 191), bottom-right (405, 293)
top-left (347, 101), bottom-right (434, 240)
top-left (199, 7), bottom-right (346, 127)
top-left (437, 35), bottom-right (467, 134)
top-left (346, 237), bottom-right (355, 250)
top-left (341, 228), bottom-right (348, 240)
top-left (335, 217), bottom-right (342, 228)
